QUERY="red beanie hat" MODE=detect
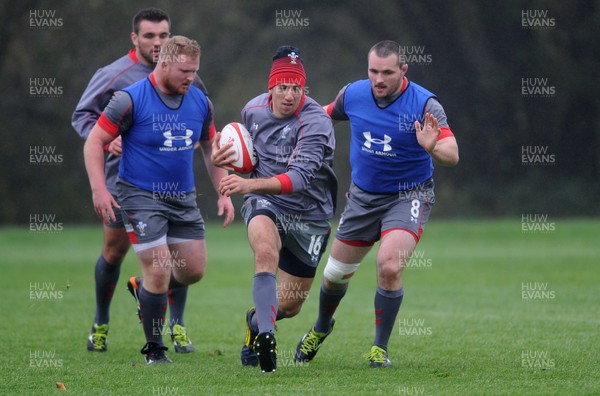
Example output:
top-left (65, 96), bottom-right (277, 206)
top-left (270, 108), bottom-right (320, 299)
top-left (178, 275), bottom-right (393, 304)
top-left (268, 46), bottom-right (306, 90)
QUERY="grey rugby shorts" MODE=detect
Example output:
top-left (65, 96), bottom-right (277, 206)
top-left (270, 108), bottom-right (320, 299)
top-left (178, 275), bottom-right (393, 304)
top-left (335, 179), bottom-right (435, 246)
top-left (241, 197), bottom-right (331, 278)
top-left (117, 179), bottom-right (205, 246)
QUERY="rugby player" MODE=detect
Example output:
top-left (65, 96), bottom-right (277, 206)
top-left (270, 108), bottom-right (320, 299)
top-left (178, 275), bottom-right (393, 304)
top-left (73, 8), bottom-right (207, 353)
top-left (212, 45), bottom-right (337, 373)
top-left (83, 36), bottom-right (234, 364)
top-left (295, 40), bottom-right (459, 368)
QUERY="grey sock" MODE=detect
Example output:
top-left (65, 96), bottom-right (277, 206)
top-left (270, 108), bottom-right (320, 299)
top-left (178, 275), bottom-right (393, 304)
top-left (252, 272), bottom-right (278, 334)
top-left (167, 273), bottom-right (188, 329)
top-left (373, 287), bottom-right (404, 350)
top-left (315, 282), bottom-right (347, 333)
top-left (139, 286), bottom-right (167, 346)
top-left (93, 255), bottom-right (121, 325)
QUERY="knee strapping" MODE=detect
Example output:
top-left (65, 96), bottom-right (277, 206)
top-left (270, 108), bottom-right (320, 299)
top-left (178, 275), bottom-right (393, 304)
top-left (323, 256), bottom-right (360, 284)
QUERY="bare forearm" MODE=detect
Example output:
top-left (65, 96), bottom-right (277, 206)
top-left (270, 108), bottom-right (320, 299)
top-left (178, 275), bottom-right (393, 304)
top-left (219, 174), bottom-right (282, 197)
top-left (83, 125), bottom-right (116, 192)
top-left (83, 136), bottom-right (108, 193)
top-left (246, 177), bottom-right (282, 194)
top-left (430, 137), bottom-right (459, 167)
top-left (202, 140), bottom-right (230, 196)
top-left (206, 158), bottom-right (230, 196)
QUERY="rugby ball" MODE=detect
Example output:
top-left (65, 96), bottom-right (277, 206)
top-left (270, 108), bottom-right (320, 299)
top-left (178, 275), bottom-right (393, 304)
top-left (219, 122), bottom-right (257, 174)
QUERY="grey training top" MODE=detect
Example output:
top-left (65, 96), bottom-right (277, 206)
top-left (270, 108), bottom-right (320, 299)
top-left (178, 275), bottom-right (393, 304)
top-left (242, 93), bottom-right (337, 220)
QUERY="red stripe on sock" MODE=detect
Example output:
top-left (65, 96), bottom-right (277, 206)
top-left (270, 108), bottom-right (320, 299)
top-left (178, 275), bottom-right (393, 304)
top-left (270, 305), bottom-right (277, 326)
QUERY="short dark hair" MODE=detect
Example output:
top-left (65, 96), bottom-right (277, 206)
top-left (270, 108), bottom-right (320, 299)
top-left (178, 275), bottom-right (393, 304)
top-left (369, 40), bottom-right (405, 66)
top-left (132, 8), bottom-right (170, 34)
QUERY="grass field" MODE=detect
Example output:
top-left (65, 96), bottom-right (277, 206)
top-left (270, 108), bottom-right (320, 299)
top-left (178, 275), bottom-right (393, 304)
top-left (1, 219), bottom-right (599, 395)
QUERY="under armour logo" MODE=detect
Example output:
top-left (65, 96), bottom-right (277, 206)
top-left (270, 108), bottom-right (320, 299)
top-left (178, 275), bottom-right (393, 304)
top-left (163, 129), bottom-right (193, 147)
top-left (363, 132), bottom-right (392, 151)
top-left (288, 52), bottom-right (299, 64)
